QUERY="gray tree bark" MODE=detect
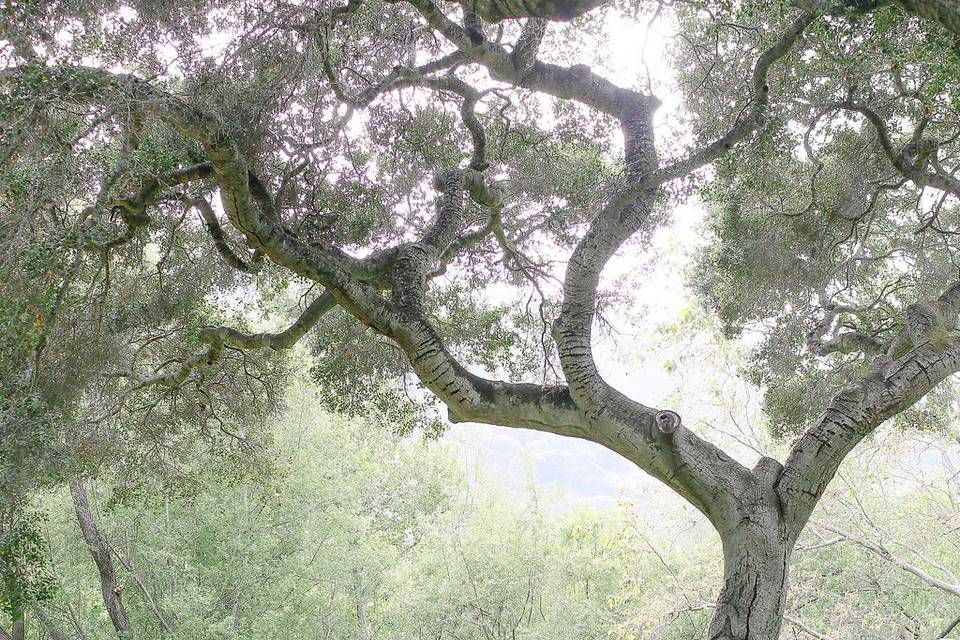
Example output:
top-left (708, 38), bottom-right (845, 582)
top-left (0, 617), bottom-right (22, 640)
top-left (793, 0), bottom-right (960, 36)
top-left (707, 459), bottom-right (792, 639)
top-left (69, 478), bottom-right (133, 638)
top-left (14, 4), bottom-right (960, 635)
top-left (34, 609), bottom-right (68, 640)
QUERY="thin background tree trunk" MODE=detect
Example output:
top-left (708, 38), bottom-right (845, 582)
top-left (69, 477), bottom-right (133, 638)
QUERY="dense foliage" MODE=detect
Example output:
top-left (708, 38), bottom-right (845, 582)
top-left (3, 0), bottom-right (960, 636)
top-left (15, 383), bottom-right (960, 639)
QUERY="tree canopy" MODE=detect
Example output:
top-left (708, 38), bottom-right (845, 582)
top-left (2, 0), bottom-right (960, 636)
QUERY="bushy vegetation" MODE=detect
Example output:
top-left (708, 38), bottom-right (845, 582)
top-left (12, 380), bottom-right (955, 639)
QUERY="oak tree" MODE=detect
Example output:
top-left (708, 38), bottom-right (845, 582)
top-left (2, 0), bottom-right (960, 636)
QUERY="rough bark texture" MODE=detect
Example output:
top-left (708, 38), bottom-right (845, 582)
top-left (794, 0), bottom-right (960, 35)
top-left (464, 0), bottom-right (606, 22)
top-left (34, 610), bottom-right (68, 640)
top-left (708, 459), bottom-right (791, 640)
top-left (898, 0), bottom-right (960, 34)
top-left (465, 0), bottom-right (960, 34)
top-left (10, 1), bottom-right (960, 635)
top-left (0, 618), bottom-right (22, 640)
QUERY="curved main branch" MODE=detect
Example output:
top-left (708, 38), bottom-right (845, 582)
top-left (547, 14), bottom-right (815, 524)
top-left (794, 0), bottom-right (960, 37)
top-left (17, 65), bottom-right (588, 438)
top-left (780, 282), bottom-right (960, 537)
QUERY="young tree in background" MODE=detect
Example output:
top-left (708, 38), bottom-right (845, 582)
top-left (2, 0), bottom-right (960, 636)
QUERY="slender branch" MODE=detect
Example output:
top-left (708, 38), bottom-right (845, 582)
top-left (199, 290), bottom-right (337, 350)
top-left (119, 342), bottom-right (223, 389)
top-left (830, 100), bottom-right (960, 201)
top-left (32, 609), bottom-right (68, 640)
top-left (809, 330), bottom-right (886, 356)
top-left (806, 303), bottom-right (887, 356)
top-left (795, 534), bottom-right (844, 551)
top-left (812, 521), bottom-right (960, 597)
top-left (319, 46), bottom-right (466, 109)
top-left (401, 76), bottom-right (491, 170)
top-left (187, 196), bottom-right (261, 273)
top-left (109, 545), bottom-right (174, 634)
top-left (604, 12), bottom-right (816, 214)
top-left (783, 614), bottom-right (834, 640)
top-left (320, 47), bottom-right (492, 170)
top-left (118, 290), bottom-right (337, 388)
top-left (939, 613), bottom-right (960, 639)
top-left (98, 162), bottom-right (214, 250)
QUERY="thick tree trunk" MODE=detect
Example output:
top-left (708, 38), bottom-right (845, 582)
top-left (708, 530), bottom-right (791, 639)
top-left (707, 459), bottom-right (793, 640)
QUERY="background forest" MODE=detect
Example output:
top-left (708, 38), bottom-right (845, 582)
top-left (13, 341), bottom-right (960, 639)
top-left (4, 0), bottom-right (960, 637)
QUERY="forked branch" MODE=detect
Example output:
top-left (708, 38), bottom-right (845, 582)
top-left (780, 281), bottom-right (960, 536)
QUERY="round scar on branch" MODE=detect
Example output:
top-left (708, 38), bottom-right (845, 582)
top-left (655, 410), bottom-right (682, 434)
